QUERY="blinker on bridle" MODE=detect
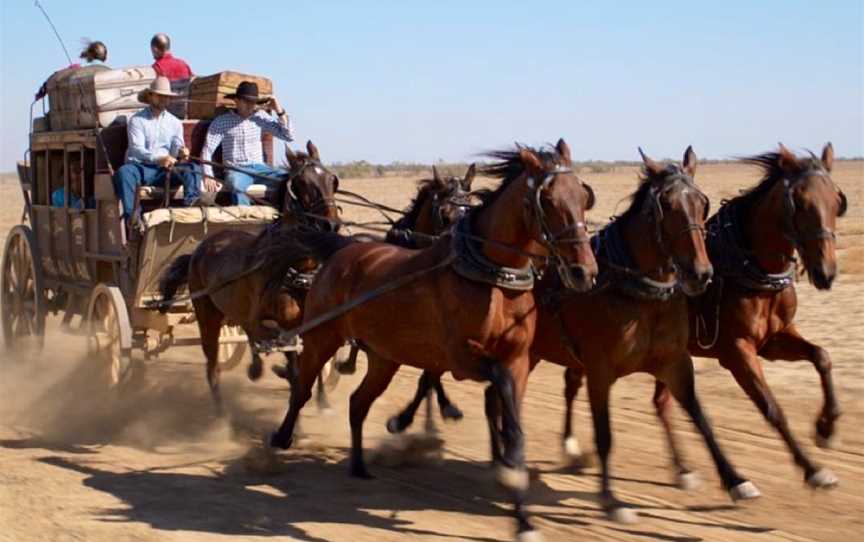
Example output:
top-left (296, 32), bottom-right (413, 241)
top-left (781, 167), bottom-right (843, 251)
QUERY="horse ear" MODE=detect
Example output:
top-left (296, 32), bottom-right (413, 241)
top-left (306, 140), bottom-right (320, 161)
top-left (556, 138), bottom-right (572, 165)
top-left (432, 165), bottom-right (442, 183)
top-left (821, 142), bottom-right (834, 172)
top-left (778, 143), bottom-right (801, 176)
top-left (285, 146), bottom-right (297, 166)
top-left (682, 145), bottom-right (698, 177)
top-left (519, 148), bottom-right (543, 175)
top-left (463, 163), bottom-right (476, 189)
top-left (638, 147), bottom-right (664, 178)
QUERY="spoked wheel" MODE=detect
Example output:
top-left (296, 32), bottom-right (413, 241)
top-left (87, 285), bottom-right (133, 387)
top-left (217, 325), bottom-right (248, 370)
top-left (1, 226), bottom-right (46, 352)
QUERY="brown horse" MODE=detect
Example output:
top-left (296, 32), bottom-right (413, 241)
top-left (269, 140), bottom-right (597, 540)
top-left (620, 143), bottom-right (846, 491)
top-left (395, 147), bottom-right (759, 522)
top-left (334, 165), bottom-right (476, 429)
top-left (158, 141), bottom-right (341, 408)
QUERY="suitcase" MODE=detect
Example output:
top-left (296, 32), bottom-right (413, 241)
top-left (46, 65), bottom-right (156, 129)
top-left (187, 71), bottom-right (273, 120)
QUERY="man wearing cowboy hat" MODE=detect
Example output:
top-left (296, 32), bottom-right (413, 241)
top-left (113, 76), bottom-right (206, 222)
top-left (201, 80), bottom-right (294, 205)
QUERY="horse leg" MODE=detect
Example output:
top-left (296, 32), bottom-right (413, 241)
top-left (586, 372), bottom-right (636, 523)
top-left (192, 295), bottom-right (225, 413)
top-left (424, 386), bottom-right (438, 434)
top-left (315, 370), bottom-right (333, 413)
top-left (386, 370), bottom-right (434, 434)
top-left (433, 376), bottom-right (464, 422)
top-left (721, 344), bottom-right (837, 489)
top-left (486, 358), bottom-right (538, 539)
top-left (653, 380), bottom-right (700, 490)
top-left (270, 334), bottom-right (339, 450)
top-left (336, 341), bottom-right (360, 374)
top-left (661, 353), bottom-right (761, 501)
top-left (484, 384), bottom-right (505, 465)
top-left (349, 352), bottom-right (399, 478)
top-left (562, 365), bottom-right (590, 469)
top-left (759, 325), bottom-right (842, 449)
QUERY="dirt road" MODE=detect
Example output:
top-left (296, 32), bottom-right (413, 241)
top-left (1, 161), bottom-right (862, 542)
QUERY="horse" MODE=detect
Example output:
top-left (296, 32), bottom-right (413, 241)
top-left (158, 141), bottom-right (341, 409)
top-left (334, 164), bottom-right (477, 431)
top-left (268, 139), bottom-right (598, 541)
top-left (392, 147), bottom-right (759, 523)
top-left (619, 143), bottom-right (846, 491)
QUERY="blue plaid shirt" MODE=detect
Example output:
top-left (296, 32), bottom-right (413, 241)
top-left (201, 110), bottom-right (294, 177)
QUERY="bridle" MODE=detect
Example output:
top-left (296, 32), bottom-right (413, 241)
top-left (525, 166), bottom-right (593, 290)
top-left (284, 159), bottom-right (341, 227)
top-left (781, 167), bottom-right (845, 253)
top-left (646, 170), bottom-right (710, 276)
top-left (430, 178), bottom-right (474, 231)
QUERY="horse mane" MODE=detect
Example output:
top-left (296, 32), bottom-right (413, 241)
top-left (732, 152), bottom-right (823, 214)
top-left (617, 164), bottom-right (692, 222)
top-left (392, 178), bottom-right (438, 231)
top-left (475, 144), bottom-right (565, 211)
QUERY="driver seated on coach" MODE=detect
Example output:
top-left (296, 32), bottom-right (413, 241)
top-left (200, 81), bottom-right (294, 205)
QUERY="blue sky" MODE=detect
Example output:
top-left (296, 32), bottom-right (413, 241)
top-left (1, 0), bottom-right (861, 171)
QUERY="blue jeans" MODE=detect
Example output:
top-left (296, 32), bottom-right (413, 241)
top-left (113, 162), bottom-right (202, 220)
top-left (225, 163), bottom-right (286, 205)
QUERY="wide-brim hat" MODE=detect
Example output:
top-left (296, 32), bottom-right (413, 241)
top-left (137, 76), bottom-right (181, 102)
top-left (225, 81), bottom-right (269, 104)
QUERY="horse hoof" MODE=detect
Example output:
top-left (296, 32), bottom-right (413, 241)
top-left (335, 359), bottom-right (357, 375)
top-left (677, 471), bottom-right (702, 491)
top-left (386, 417), bottom-right (403, 434)
top-left (806, 468), bottom-right (839, 489)
top-left (563, 436), bottom-right (582, 458)
top-left (441, 404), bottom-right (464, 422)
top-left (496, 466), bottom-right (529, 492)
top-left (268, 431), bottom-right (292, 450)
top-left (248, 361), bottom-right (263, 381)
top-left (606, 506), bottom-right (639, 524)
top-left (271, 364), bottom-right (290, 380)
top-left (351, 465), bottom-right (375, 479)
top-left (729, 481), bottom-right (761, 501)
top-left (516, 529), bottom-right (544, 542)
top-left (562, 437), bottom-right (593, 470)
top-left (814, 432), bottom-right (840, 450)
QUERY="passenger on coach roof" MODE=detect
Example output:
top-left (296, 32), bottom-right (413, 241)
top-left (200, 81), bottom-right (294, 205)
top-left (34, 39), bottom-right (109, 101)
top-left (150, 33), bottom-right (192, 81)
top-left (112, 76), bottom-right (209, 225)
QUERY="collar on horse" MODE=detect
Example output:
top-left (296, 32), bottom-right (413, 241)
top-left (451, 218), bottom-right (536, 291)
top-left (706, 200), bottom-right (795, 291)
top-left (592, 220), bottom-right (678, 301)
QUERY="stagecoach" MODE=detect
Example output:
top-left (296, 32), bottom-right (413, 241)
top-left (2, 65), bottom-right (280, 386)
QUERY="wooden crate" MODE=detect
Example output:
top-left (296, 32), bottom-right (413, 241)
top-left (188, 71), bottom-right (273, 120)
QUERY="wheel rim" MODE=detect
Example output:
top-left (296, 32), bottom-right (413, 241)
top-left (217, 325), bottom-right (247, 370)
top-left (2, 230), bottom-right (44, 350)
top-left (90, 292), bottom-right (122, 385)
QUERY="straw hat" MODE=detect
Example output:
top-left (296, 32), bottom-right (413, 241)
top-left (137, 76), bottom-right (180, 102)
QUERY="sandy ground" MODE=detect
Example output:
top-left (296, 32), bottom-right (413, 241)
top-left (0, 160), bottom-right (862, 542)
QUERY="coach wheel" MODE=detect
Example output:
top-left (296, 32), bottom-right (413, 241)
top-left (217, 325), bottom-right (248, 370)
top-left (1, 226), bottom-right (46, 352)
top-left (87, 285), bottom-right (133, 387)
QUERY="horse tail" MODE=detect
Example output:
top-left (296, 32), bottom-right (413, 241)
top-left (158, 254), bottom-right (192, 314)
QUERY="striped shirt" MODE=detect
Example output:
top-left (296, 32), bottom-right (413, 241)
top-left (201, 110), bottom-right (294, 177)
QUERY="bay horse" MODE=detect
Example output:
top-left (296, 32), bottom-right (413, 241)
top-left (393, 147), bottom-right (760, 522)
top-left (158, 141), bottom-right (341, 409)
top-left (334, 164), bottom-right (476, 430)
top-left (634, 143), bottom-right (846, 490)
top-left (269, 140), bottom-right (597, 540)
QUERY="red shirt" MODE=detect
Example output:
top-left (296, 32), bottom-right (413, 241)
top-left (152, 52), bottom-right (192, 81)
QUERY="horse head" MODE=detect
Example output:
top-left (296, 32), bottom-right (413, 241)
top-left (638, 146), bottom-right (713, 295)
top-left (284, 141), bottom-right (342, 232)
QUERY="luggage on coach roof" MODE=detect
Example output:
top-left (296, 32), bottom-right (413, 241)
top-left (187, 71), bottom-right (273, 120)
top-left (45, 65), bottom-right (156, 130)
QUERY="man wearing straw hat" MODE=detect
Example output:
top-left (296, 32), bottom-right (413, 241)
top-left (113, 76), bottom-right (206, 223)
top-left (200, 81), bottom-right (294, 205)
